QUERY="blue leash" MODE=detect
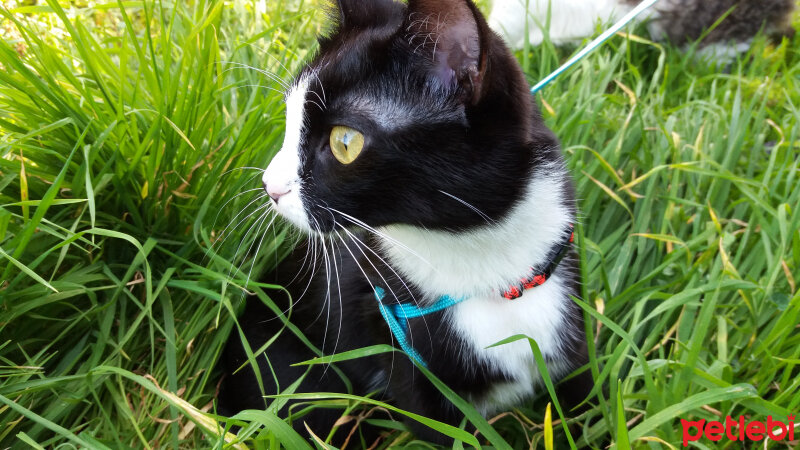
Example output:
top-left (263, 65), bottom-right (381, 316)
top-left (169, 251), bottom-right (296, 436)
top-left (530, 0), bottom-right (660, 94)
top-left (373, 286), bottom-right (465, 367)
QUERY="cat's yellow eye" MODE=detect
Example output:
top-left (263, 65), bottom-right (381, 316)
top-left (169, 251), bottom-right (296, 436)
top-left (329, 126), bottom-right (364, 165)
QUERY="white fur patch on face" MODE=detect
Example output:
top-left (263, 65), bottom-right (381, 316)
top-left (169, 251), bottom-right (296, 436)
top-left (263, 77), bottom-right (312, 231)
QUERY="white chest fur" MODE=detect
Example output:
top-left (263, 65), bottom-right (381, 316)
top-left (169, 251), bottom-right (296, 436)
top-left (448, 272), bottom-right (572, 414)
top-left (378, 166), bottom-right (575, 414)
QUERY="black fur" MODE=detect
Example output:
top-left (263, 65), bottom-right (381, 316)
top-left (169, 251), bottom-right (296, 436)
top-left (218, 0), bottom-right (591, 444)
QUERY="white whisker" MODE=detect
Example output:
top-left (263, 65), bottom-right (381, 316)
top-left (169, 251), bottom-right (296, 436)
top-left (328, 233), bottom-right (344, 365)
top-left (331, 230), bottom-right (398, 394)
top-left (312, 69), bottom-right (327, 105)
top-left (311, 216), bottom-right (334, 356)
top-left (204, 188), bottom-right (266, 259)
top-left (229, 84), bottom-right (288, 96)
top-left (220, 167), bottom-right (267, 176)
top-left (438, 190), bottom-right (496, 225)
top-left (264, 51), bottom-right (296, 81)
top-left (228, 209), bottom-right (270, 282)
top-left (327, 207), bottom-right (433, 269)
top-left (305, 98), bottom-right (324, 113)
top-left (244, 213), bottom-right (280, 288)
top-left (337, 224), bottom-right (435, 364)
top-left (218, 61), bottom-right (290, 89)
top-left (338, 226), bottom-right (421, 307)
top-left (209, 195), bottom-right (272, 258)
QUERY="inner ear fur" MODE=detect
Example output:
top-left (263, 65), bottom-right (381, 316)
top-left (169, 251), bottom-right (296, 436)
top-left (405, 0), bottom-right (489, 104)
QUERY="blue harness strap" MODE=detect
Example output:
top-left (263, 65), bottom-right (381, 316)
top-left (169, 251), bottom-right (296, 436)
top-left (373, 286), bottom-right (465, 367)
top-left (372, 225), bottom-right (576, 366)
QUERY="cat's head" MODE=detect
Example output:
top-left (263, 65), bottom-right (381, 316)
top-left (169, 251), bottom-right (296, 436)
top-left (262, 0), bottom-right (558, 234)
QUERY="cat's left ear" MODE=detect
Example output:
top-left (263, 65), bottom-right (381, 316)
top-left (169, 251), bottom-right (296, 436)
top-left (332, 0), bottom-right (404, 31)
top-left (406, 0), bottom-right (488, 104)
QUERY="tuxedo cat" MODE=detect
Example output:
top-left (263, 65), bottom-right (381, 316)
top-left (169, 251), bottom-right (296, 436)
top-left (489, 0), bottom-right (795, 57)
top-left (218, 0), bottom-right (590, 443)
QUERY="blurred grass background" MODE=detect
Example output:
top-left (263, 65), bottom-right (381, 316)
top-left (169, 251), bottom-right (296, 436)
top-left (0, 0), bottom-right (799, 448)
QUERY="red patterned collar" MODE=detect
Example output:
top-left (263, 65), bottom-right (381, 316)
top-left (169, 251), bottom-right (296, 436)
top-left (502, 225), bottom-right (575, 300)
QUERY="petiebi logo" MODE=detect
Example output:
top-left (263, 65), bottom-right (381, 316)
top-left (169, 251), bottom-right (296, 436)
top-left (681, 415), bottom-right (796, 447)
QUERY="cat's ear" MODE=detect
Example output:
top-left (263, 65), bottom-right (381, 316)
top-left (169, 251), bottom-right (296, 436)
top-left (331, 0), bottom-right (404, 31)
top-left (406, 0), bottom-right (487, 104)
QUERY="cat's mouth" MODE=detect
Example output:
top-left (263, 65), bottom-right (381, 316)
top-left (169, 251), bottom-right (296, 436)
top-left (262, 183), bottom-right (343, 236)
top-left (261, 181), bottom-right (376, 238)
top-left (265, 190), bottom-right (315, 234)
top-left (261, 147), bottom-right (316, 233)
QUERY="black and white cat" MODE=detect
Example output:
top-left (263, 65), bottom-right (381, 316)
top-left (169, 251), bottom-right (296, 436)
top-left (218, 0), bottom-right (590, 443)
top-left (489, 0), bottom-right (795, 58)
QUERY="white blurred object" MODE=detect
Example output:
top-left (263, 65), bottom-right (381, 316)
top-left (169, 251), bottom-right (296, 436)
top-left (488, 0), bottom-right (795, 53)
top-left (488, 0), bottom-right (641, 48)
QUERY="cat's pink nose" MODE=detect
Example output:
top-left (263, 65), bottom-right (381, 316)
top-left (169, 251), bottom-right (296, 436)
top-left (264, 180), bottom-right (291, 203)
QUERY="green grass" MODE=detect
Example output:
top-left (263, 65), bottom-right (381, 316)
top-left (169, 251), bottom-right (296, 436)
top-left (1, 0), bottom-right (799, 448)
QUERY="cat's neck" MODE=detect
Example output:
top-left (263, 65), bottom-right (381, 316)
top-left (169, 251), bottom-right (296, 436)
top-left (378, 162), bottom-right (574, 301)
